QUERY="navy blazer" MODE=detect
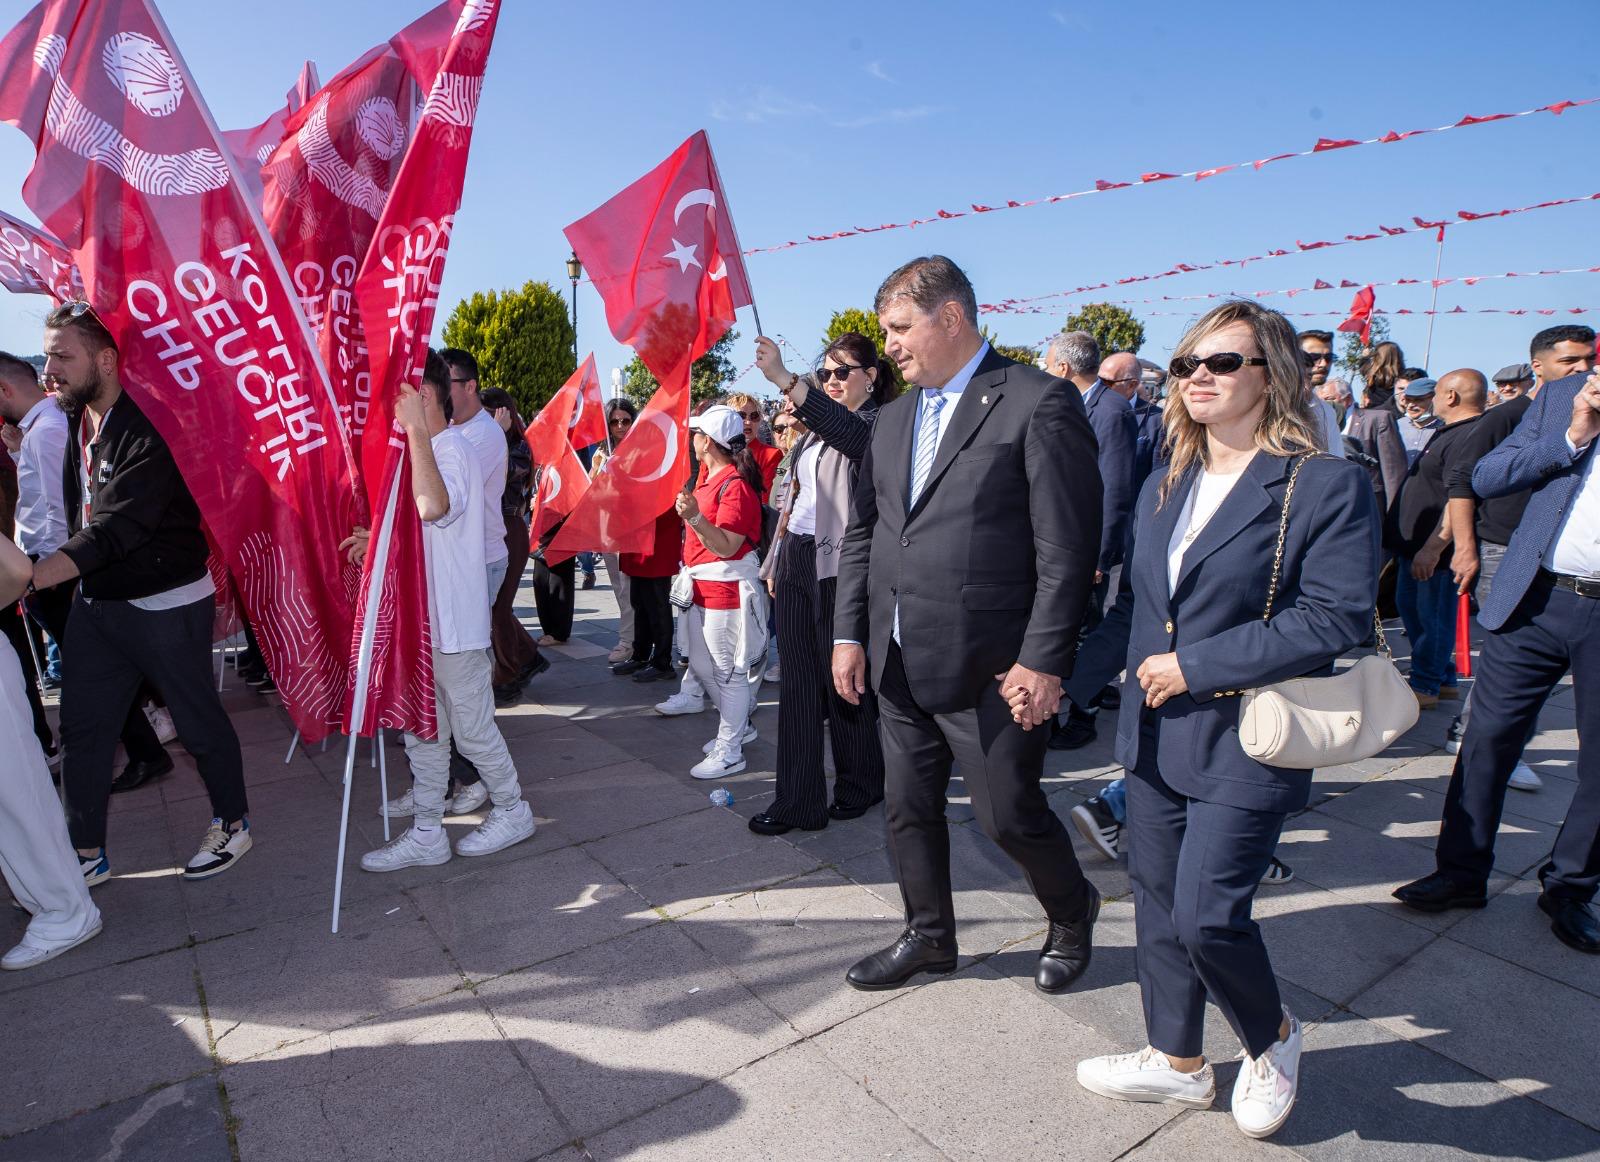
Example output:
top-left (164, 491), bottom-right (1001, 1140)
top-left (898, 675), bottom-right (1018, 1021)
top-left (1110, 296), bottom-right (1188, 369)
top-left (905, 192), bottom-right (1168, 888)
top-left (1472, 371), bottom-right (1596, 631)
top-left (1066, 451), bottom-right (1380, 813)
top-left (1085, 383), bottom-right (1139, 573)
top-left (1131, 397), bottom-right (1165, 486)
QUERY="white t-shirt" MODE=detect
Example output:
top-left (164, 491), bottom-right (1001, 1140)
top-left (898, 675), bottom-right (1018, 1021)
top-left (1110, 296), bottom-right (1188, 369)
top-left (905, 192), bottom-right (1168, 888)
top-left (452, 407), bottom-right (509, 566)
top-left (786, 441), bottom-right (822, 537)
top-left (422, 427), bottom-right (491, 654)
top-left (1167, 465), bottom-right (1249, 593)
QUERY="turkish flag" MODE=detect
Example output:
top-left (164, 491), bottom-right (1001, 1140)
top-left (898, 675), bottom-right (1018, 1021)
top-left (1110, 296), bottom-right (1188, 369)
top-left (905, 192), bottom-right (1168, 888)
top-left (0, 209), bottom-right (80, 300)
top-left (346, 0), bottom-right (501, 738)
top-left (568, 357), bottom-right (608, 451)
top-left (0, 0), bottom-right (365, 742)
top-left (526, 357), bottom-right (596, 542)
top-left (549, 131), bottom-right (750, 558)
top-left (1337, 286), bottom-right (1376, 346)
top-left (221, 60), bottom-right (319, 204)
top-left (564, 129), bottom-right (752, 389)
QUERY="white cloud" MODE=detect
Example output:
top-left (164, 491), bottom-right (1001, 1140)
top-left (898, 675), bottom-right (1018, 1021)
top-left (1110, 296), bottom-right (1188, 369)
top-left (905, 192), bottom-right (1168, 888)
top-left (709, 87), bottom-right (823, 124)
top-left (865, 60), bottom-right (894, 83)
top-left (831, 105), bottom-right (939, 129)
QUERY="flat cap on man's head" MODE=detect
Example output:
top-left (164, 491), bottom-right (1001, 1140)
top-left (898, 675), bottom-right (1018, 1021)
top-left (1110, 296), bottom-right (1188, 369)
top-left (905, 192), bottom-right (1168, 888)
top-left (1402, 377), bottom-right (1438, 398)
top-left (1492, 362), bottom-right (1533, 383)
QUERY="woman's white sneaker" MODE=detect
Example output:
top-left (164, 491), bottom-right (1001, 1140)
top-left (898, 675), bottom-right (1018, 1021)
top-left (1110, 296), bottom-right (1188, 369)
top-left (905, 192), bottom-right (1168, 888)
top-left (361, 826), bottom-right (452, 872)
top-left (1232, 1010), bottom-right (1302, 1139)
top-left (702, 726), bottom-right (758, 754)
top-left (1077, 1046), bottom-right (1216, 1109)
top-left (690, 745), bottom-right (746, 780)
top-left (447, 781), bottom-right (490, 815)
top-left (456, 801), bottom-right (537, 857)
top-left (1507, 761), bottom-right (1543, 791)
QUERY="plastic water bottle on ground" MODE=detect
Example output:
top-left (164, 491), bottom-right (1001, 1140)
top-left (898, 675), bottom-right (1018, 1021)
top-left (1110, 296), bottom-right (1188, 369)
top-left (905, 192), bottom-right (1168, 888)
top-left (709, 788), bottom-right (734, 808)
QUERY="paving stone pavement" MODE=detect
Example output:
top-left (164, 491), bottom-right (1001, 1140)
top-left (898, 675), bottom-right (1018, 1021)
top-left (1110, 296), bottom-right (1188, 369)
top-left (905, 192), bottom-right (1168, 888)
top-left (3, 574), bottom-right (1596, 1161)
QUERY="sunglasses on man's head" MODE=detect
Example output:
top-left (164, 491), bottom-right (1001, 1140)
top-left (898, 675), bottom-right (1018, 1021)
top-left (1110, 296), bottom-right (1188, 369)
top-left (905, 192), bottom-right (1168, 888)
top-left (1169, 352), bottom-right (1268, 378)
top-left (816, 364), bottom-right (865, 384)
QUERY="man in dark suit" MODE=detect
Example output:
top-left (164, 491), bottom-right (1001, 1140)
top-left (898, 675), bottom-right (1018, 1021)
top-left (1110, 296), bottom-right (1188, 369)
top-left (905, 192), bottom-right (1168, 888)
top-left (1045, 333), bottom-right (1137, 750)
top-left (1395, 356), bottom-right (1600, 955)
top-left (833, 255), bottom-right (1104, 992)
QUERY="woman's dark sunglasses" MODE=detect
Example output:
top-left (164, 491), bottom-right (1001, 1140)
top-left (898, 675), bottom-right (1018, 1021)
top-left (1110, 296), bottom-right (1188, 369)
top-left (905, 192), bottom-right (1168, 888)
top-left (816, 364), bottom-right (866, 384)
top-left (1168, 352), bottom-right (1268, 378)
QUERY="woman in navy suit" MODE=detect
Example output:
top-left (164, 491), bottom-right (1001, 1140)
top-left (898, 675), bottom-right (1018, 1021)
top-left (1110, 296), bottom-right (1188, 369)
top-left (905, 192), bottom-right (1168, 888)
top-left (1056, 301), bottom-right (1379, 1140)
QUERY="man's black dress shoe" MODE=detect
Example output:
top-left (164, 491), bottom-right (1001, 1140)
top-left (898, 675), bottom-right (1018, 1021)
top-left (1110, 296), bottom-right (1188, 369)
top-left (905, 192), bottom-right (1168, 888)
top-left (518, 654), bottom-right (552, 685)
top-left (1539, 893), bottom-right (1600, 954)
top-left (1047, 707), bottom-right (1096, 751)
top-left (748, 812), bottom-right (825, 836)
top-left (611, 659), bottom-right (646, 676)
top-left (1392, 871), bottom-right (1488, 913)
top-left (846, 928), bottom-right (958, 991)
top-left (1036, 888), bottom-right (1101, 993)
top-left (110, 753), bottom-right (174, 794)
top-left (827, 797), bottom-right (883, 822)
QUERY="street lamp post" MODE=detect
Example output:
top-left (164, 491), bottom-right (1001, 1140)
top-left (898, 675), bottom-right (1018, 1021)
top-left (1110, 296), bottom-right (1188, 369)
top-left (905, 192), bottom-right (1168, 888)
top-left (565, 252), bottom-right (581, 367)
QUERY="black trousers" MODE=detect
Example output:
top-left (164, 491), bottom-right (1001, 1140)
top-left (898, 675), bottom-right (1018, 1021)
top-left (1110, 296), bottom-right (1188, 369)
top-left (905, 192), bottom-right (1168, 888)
top-left (770, 536), bottom-right (884, 828)
top-left (61, 594), bottom-right (246, 850)
top-left (27, 578), bottom-right (165, 763)
top-left (628, 575), bottom-right (673, 668)
top-left (1438, 576), bottom-right (1600, 901)
top-left (1126, 716), bottom-right (1287, 1060)
top-left (877, 642), bottom-right (1090, 948)
top-left (532, 554), bottom-right (575, 642)
top-left (1, 602), bottom-right (50, 753)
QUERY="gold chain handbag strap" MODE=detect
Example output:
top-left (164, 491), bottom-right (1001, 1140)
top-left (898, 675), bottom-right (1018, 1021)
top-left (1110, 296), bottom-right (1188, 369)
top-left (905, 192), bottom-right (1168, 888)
top-left (1260, 451), bottom-right (1392, 657)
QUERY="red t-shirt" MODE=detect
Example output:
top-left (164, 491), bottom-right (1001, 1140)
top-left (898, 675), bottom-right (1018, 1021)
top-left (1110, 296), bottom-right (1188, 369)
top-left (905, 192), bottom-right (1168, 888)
top-left (686, 464), bottom-right (761, 609)
top-left (620, 508), bottom-right (683, 578)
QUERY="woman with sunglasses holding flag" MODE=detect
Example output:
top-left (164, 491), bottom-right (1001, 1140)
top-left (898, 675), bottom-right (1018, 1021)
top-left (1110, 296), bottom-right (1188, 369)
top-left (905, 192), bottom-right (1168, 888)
top-left (1056, 301), bottom-right (1379, 1140)
top-left (748, 332), bottom-right (899, 835)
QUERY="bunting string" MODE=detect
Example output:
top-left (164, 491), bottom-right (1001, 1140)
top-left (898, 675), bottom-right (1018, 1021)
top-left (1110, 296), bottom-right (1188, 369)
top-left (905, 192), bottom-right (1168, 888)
top-left (978, 190), bottom-right (1600, 315)
top-left (741, 97), bottom-right (1597, 257)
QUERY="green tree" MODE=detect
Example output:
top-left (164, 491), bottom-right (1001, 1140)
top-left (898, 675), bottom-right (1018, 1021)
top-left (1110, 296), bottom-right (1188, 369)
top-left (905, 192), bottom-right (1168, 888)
top-left (1337, 315), bottom-right (1391, 383)
top-left (441, 280), bottom-right (574, 419)
top-left (1060, 302), bottom-right (1145, 356)
top-left (621, 329), bottom-right (740, 409)
top-left (990, 343), bottom-right (1040, 366)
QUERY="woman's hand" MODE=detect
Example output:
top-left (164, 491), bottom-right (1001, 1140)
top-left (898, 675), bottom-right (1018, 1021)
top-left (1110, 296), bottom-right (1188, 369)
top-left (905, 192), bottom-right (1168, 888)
top-left (338, 526), bottom-right (371, 567)
top-left (1137, 652), bottom-right (1189, 708)
top-left (754, 336), bottom-right (789, 388)
top-left (674, 491), bottom-right (701, 523)
top-left (491, 406), bottom-right (512, 433)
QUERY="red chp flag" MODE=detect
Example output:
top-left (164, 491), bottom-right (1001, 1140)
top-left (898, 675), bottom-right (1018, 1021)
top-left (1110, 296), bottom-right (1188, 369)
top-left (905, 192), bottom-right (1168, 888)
top-left (221, 60), bottom-right (319, 204)
top-left (549, 130), bottom-right (753, 558)
top-left (1338, 285), bottom-right (1377, 345)
top-left (526, 356), bottom-right (597, 542)
top-left (0, 0), bottom-right (362, 742)
top-left (568, 355), bottom-right (607, 451)
top-left (346, 0), bottom-right (500, 737)
top-left (0, 208), bottom-right (80, 300)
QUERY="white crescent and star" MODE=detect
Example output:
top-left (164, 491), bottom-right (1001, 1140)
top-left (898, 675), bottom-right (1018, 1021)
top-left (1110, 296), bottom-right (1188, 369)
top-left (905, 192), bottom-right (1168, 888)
top-left (663, 187), bottom-right (729, 281)
top-left (629, 412), bottom-right (679, 483)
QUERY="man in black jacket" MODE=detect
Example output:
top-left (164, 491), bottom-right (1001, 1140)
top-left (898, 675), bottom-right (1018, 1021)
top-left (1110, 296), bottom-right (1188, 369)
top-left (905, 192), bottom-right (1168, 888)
top-left (832, 256), bottom-right (1103, 994)
top-left (29, 303), bottom-right (250, 886)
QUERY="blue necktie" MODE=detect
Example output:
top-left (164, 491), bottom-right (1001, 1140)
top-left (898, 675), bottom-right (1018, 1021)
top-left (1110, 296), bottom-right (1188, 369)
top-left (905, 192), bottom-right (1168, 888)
top-left (909, 389), bottom-right (947, 507)
top-left (896, 389), bottom-right (946, 644)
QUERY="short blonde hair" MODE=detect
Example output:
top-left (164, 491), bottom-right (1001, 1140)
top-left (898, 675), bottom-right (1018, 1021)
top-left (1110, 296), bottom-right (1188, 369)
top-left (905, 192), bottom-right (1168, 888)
top-left (725, 392), bottom-right (759, 413)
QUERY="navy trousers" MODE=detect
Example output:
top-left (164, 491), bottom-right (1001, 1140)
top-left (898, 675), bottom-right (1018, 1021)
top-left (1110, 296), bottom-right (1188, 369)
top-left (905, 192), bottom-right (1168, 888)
top-left (1126, 717), bottom-right (1287, 1059)
top-left (1437, 576), bottom-right (1600, 901)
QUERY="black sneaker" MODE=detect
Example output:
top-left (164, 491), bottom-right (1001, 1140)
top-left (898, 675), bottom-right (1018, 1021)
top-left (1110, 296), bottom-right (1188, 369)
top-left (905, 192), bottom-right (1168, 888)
top-left (1047, 707), bottom-right (1097, 751)
top-left (581, 572), bottom-right (596, 590)
top-left (612, 659), bottom-right (647, 676)
top-left (1093, 682), bottom-right (1121, 711)
top-left (633, 663), bottom-right (676, 683)
top-left (1070, 796), bottom-right (1122, 860)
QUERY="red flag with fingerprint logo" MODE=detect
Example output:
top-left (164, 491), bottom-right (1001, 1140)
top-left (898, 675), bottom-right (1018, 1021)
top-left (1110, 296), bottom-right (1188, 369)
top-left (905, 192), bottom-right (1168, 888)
top-left (0, 209), bottom-right (80, 301)
top-left (345, 0), bottom-right (500, 737)
top-left (0, 0), bottom-right (363, 743)
top-left (548, 131), bottom-right (752, 558)
top-left (526, 356), bottom-right (595, 542)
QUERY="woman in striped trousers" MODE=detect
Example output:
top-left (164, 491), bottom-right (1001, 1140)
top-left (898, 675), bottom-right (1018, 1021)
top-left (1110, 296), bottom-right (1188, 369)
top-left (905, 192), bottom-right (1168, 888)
top-left (749, 333), bottom-right (899, 835)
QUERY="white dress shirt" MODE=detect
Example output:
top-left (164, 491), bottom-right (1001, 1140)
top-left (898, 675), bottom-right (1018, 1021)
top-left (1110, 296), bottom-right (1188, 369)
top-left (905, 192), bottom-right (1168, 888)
top-left (422, 427), bottom-right (491, 654)
top-left (452, 407), bottom-right (509, 566)
top-left (12, 397), bottom-right (69, 557)
top-left (1548, 438), bottom-right (1600, 577)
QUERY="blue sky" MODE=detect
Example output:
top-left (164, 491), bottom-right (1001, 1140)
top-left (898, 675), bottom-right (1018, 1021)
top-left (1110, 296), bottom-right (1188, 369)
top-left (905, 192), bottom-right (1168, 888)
top-left (2, 0), bottom-right (1597, 396)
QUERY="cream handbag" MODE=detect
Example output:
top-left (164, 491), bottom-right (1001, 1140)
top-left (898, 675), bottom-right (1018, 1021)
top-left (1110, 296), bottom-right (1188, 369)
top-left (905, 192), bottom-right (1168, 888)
top-left (1237, 456), bottom-right (1419, 769)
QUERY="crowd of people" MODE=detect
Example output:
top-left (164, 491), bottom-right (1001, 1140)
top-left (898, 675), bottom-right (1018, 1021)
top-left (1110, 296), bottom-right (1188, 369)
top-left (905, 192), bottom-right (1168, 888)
top-left (2, 256), bottom-right (1595, 1143)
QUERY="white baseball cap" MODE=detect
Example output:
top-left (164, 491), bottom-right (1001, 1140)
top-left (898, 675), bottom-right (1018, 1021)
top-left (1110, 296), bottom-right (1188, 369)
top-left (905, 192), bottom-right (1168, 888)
top-left (688, 404), bottom-right (745, 449)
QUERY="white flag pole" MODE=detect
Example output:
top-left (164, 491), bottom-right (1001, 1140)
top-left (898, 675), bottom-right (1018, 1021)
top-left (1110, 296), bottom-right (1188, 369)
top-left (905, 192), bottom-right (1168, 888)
top-left (330, 464), bottom-right (404, 932)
